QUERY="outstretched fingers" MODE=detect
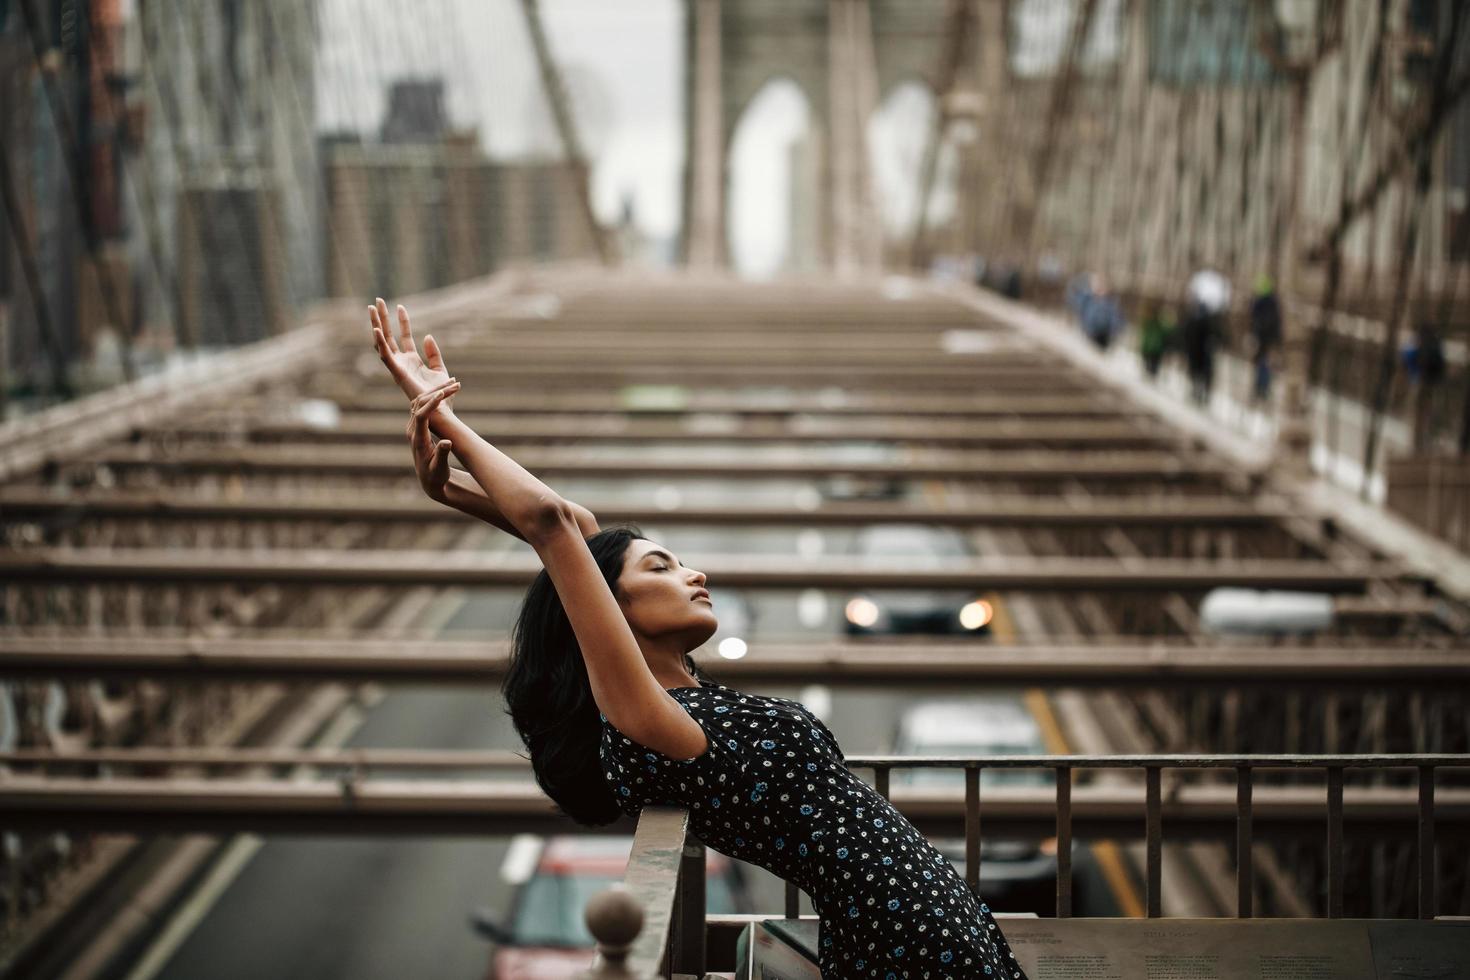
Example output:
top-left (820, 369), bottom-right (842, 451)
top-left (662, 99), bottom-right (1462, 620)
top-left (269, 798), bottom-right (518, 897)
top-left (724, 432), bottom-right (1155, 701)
top-left (423, 333), bottom-right (447, 372)
top-left (394, 303), bottom-right (417, 355)
top-left (369, 302), bottom-right (399, 354)
top-left (371, 322), bottom-right (391, 360)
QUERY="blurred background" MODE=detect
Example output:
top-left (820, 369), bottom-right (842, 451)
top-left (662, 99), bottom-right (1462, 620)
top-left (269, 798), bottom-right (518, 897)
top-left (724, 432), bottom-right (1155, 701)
top-left (4, 2), bottom-right (1470, 978)
top-left (4, 1), bottom-right (1463, 422)
top-left (5, 0), bottom-right (1464, 505)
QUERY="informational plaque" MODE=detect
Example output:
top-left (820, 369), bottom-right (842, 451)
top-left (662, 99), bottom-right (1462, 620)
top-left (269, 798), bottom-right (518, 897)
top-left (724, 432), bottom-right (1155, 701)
top-left (999, 918), bottom-right (1470, 980)
top-left (736, 917), bottom-right (1470, 979)
top-left (1368, 920), bottom-right (1470, 979)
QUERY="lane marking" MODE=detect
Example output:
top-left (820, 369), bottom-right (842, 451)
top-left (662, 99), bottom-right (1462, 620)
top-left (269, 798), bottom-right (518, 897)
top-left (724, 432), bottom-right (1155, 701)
top-left (122, 704), bottom-right (370, 980)
top-left (1023, 688), bottom-right (1146, 918)
top-left (121, 835), bottom-right (265, 980)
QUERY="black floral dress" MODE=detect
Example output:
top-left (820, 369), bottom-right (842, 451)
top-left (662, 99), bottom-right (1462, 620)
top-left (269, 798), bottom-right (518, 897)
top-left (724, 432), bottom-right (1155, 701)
top-left (599, 676), bottom-right (1029, 979)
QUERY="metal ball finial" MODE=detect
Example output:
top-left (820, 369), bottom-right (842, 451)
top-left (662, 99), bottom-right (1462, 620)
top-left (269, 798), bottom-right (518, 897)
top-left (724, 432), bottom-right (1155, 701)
top-left (577, 885), bottom-right (643, 978)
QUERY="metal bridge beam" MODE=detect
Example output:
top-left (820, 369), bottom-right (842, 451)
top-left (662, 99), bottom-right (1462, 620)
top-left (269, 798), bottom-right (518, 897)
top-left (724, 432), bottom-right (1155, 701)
top-left (83, 443), bottom-right (1239, 481)
top-left (0, 636), bottom-right (1455, 687)
top-left (0, 549), bottom-right (1389, 590)
top-left (0, 491), bottom-right (1279, 527)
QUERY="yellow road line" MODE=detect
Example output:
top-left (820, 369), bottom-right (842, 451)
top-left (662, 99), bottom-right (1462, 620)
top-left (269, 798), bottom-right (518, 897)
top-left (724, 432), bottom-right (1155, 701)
top-left (982, 546), bottom-right (1146, 916)
top-left (1023, 676), bottom-right (1146, 918)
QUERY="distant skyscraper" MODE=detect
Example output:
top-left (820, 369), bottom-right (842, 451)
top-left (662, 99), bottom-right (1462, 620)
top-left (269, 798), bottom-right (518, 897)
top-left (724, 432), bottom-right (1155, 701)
top-left (380, 80), bottom-right (449, 145)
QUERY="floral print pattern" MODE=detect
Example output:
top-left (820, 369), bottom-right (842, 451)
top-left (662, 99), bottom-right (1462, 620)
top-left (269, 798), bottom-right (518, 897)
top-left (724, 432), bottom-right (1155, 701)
top-left (600, 678), bottom-right (1028, 979)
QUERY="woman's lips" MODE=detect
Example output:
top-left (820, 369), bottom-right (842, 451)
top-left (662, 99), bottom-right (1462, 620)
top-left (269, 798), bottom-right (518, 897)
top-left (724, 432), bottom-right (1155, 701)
top-left (691, 589), bottom-right (711, 603)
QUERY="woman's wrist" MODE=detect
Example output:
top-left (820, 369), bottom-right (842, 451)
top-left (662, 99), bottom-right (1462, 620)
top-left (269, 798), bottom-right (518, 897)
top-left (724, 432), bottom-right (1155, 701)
top-left (427, 405), bottom-right (458, 437)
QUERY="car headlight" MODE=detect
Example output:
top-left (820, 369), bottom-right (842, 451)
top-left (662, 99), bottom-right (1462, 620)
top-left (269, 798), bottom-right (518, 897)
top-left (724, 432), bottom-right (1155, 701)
top-left (845, 596), bottom-right (883, 628)
top-left (959, 599), bottom-right (994, 630)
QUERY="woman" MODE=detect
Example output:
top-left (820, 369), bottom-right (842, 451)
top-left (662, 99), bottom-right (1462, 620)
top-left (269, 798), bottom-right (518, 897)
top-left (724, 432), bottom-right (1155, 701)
top-left (369, 299), bottom-right (1028, 979)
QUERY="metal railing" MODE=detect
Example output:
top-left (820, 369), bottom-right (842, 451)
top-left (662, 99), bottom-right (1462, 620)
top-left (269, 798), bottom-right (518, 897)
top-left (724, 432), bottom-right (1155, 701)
top-left (5, 749), bottom-right (1466, 976)
top-left (583, 753), bottom-right (1469, 978)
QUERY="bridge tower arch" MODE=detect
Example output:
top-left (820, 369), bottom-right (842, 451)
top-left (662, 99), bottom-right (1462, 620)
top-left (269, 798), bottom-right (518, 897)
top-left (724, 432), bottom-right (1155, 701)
top-left (681, 0), bottom-right (959, 275)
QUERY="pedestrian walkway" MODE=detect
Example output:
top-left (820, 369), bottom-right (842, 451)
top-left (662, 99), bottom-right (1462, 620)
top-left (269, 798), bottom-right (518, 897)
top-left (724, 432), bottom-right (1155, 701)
top-left (949, 279), bottom-right (1470, 609)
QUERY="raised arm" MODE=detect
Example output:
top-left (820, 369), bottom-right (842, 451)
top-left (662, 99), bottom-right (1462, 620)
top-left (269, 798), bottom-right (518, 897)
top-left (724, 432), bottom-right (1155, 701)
top-left (435, 407), bottom-right (705, 758)
top-left (375, 305), bottom-right (702, 758)
top-left (377, 305), bottom-right (600, 539)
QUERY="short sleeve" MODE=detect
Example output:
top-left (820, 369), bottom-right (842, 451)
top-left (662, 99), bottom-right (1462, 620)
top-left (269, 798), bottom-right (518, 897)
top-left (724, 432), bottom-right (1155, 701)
top-left (599, 691), bottom-right (730, 814)
top-left (801, 708), bottom-right (845, 763)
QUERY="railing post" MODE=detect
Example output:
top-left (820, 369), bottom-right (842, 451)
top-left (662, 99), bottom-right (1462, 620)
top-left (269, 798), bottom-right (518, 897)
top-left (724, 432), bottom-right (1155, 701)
top-left (1327, 766), bottom-right (1344, 918)
top-left (1418, 764), bottom-right (1436, 920)
top-left (1145, 765), bottom-right (1162, 918)
top-left (964, 765), bottom-right (981, 895)
top-left (1055, 764), bottom-right (1072, 919)
top-left (672, 841), bottom-right (706, 976)
top-left (1235, 764), bottom-right (1253, 918)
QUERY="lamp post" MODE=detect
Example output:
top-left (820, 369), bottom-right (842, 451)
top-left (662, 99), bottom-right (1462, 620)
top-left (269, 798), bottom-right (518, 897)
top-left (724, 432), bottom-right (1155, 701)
top-left (1267, 0), bottom-right (1332, 478)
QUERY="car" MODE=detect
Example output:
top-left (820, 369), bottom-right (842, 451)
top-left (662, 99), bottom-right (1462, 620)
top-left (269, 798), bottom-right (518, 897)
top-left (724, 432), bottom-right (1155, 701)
top-left (815, 442), bottom-right (906, 503)
top-left (841, 524), bottom-right (994, 637)
top-left (472, 834), bottom-right (750, 979)
top-left (892, 695), bottom-right (1062, 914)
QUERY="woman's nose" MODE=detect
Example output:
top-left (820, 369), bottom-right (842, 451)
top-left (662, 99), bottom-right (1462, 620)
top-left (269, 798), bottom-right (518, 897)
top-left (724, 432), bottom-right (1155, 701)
top-left (687, 568), bottom-right (707, 587)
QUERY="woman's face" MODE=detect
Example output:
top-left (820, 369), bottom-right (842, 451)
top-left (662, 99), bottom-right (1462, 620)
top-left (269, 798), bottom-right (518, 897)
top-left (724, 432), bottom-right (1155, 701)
top-left (616, 538), bottom-right (718, 651)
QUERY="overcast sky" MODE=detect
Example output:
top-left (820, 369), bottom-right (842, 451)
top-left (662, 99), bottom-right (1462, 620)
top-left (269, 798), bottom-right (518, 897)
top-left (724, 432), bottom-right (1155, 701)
top-left (318, 1), bottom-right (685, 242)
top-left (315, 0), bottom-right (1086, 276)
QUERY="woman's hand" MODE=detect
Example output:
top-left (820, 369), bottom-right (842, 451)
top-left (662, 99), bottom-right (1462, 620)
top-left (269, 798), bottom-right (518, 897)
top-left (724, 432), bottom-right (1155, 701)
top-left (370, 298), bottom-right (453, 401)
top-left (408, 378), bottom-right (461, 503)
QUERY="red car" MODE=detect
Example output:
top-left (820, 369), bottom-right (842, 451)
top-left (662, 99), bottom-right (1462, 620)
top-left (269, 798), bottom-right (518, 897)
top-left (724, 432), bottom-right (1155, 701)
top-left (473, 835), bottom-right (750, 980)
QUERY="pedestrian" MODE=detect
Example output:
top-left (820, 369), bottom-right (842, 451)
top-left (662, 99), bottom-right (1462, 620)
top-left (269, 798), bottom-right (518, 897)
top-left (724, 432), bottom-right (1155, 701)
top-left (1187, 265), bottom-right (1232, 317)
top-left (1249, 275), bottom-right (1282, 403)
top-left (1184, 266), bottom-right (1231, 407)
top-left (1081, 275), bottom-right (1124, 351)
top-left (1066, 270), bottom-right (1094, 328)
top-left (1403, 320), bottom-right (1448, 449)
top-left (1181, 298), bottom-right (1219, 406)
top-left (367, 299), bottom-right (1029, 980)
top-left (1139, 303), bottom-right (1176, 379)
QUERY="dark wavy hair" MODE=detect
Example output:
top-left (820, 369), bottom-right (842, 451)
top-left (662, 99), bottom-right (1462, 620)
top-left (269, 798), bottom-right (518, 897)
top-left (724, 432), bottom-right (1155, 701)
top-left (502, 524), bottom-right (702, 826)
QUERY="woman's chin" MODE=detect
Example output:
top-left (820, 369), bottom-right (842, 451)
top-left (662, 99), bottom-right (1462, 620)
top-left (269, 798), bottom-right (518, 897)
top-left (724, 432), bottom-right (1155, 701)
top-left (686, 617), bottom-right (719, 649)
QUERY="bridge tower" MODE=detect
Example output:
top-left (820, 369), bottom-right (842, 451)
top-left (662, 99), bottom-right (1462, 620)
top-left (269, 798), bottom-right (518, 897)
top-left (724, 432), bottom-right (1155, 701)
top-left (681, 0), bottom-right (964, 274)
